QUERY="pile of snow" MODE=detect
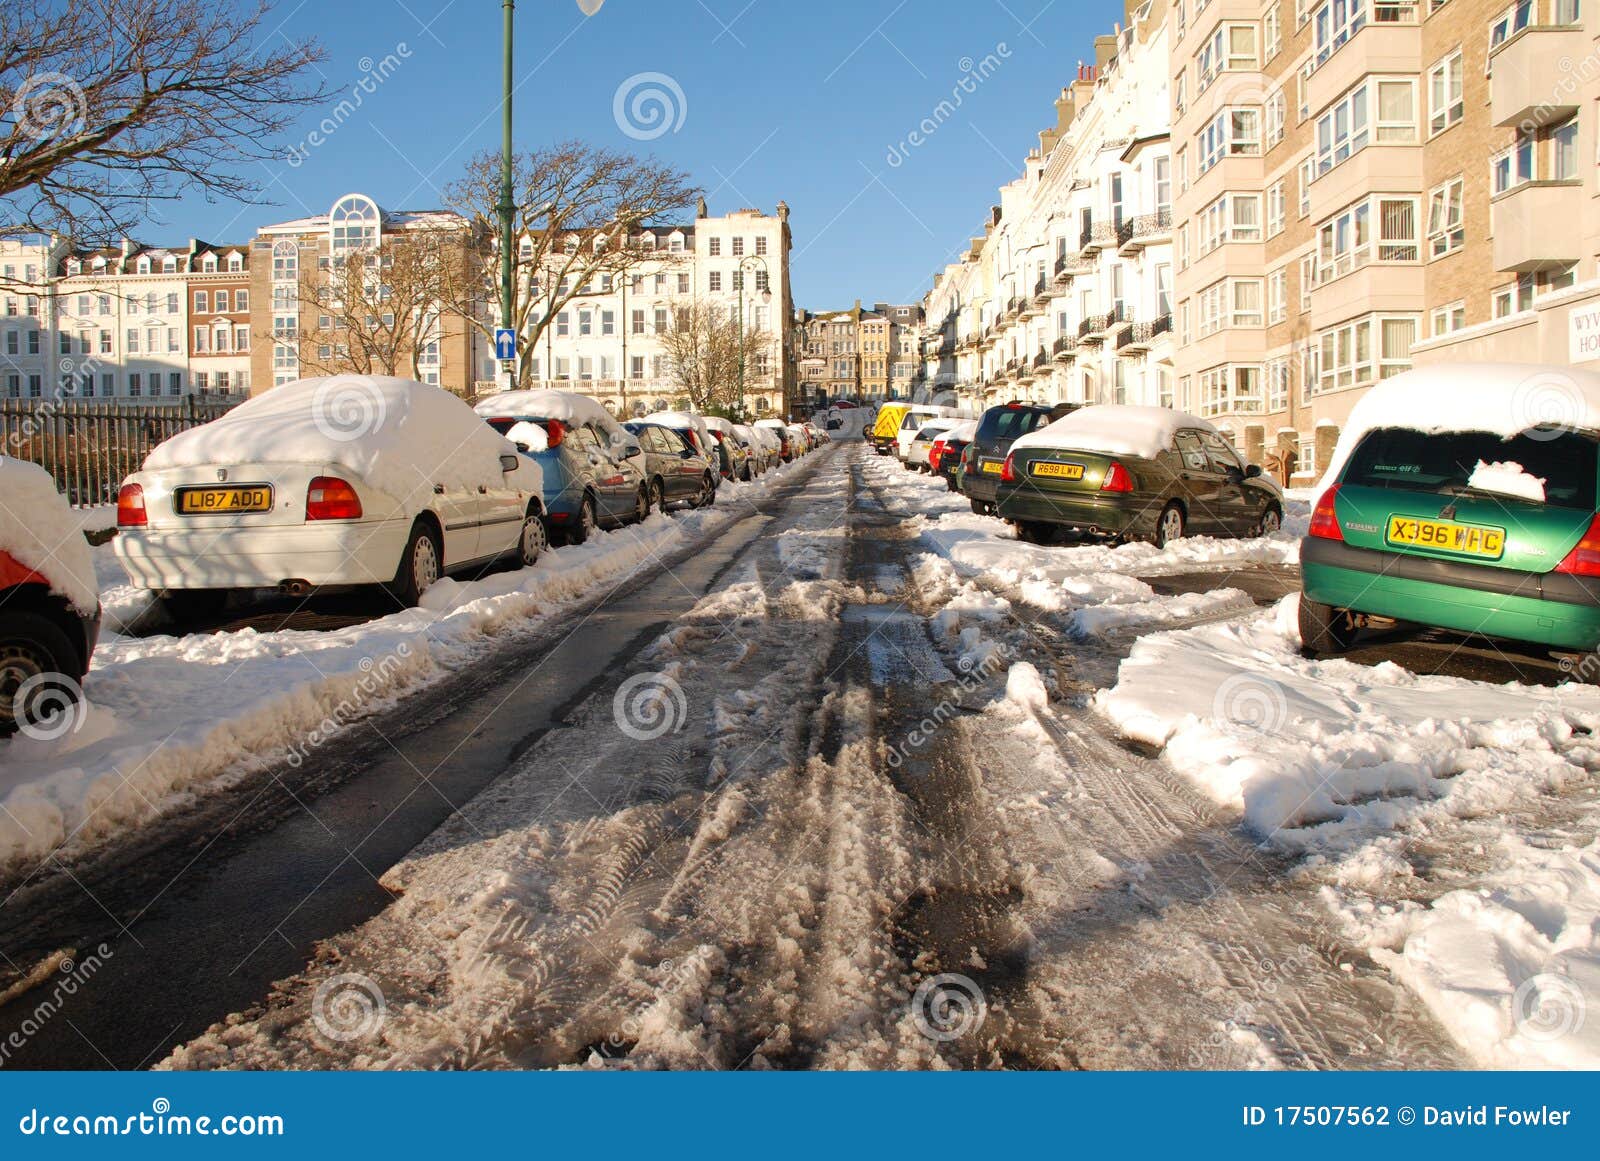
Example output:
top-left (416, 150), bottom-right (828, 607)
top-left (146, 377), bottom-right (518, 503)
top-left (503, 421), bottom-right (550, 453)
top-left (1012, 404), bottom-right (1219, 460)
top-left (475, 389), bottom-right (631, 447)
top-left (1466, 460), bottom-right (1546, 504)
top-left (1319, 364), bottom-right (1600, 488)
top-left (0, 457), bottom-right (97, 613)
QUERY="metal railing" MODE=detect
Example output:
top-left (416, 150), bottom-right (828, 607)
top-left (2, 395), bottom-right (243, 506)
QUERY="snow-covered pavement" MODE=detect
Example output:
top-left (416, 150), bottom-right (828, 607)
top-left (4, 438), bottom-right (1596, 1072)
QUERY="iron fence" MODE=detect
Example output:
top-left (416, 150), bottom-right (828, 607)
top-left (0, 396), bottom-right (242, 507)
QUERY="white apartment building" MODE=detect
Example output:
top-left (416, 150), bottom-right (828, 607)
top-left (505, 203), bottom-right (795, 418)
top-left (922, 1), bottom-right (1175, 414)
top-left (0, 238), bottom-right (54, 401)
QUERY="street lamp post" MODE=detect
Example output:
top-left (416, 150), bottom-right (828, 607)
top-left (736, 254), bottom-right (769, 420)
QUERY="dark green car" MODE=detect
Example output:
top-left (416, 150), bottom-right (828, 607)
top-left (1300, 424), bottom-right (1600, 659)
top-left (995, 420), bottom-right (1283, 547)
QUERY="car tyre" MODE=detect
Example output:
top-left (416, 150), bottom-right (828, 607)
top-left (158, 588), bottom-right (230, 623)
top-left (1152, 503), bottom-right (1186, 549)
top-left (650, 478), bottom-right (666, 513)
top-left (1255, 503), bottom-right (1284, 538)
top-left (1299, 595), bottom-right (1357, 658)
top-left (389, 519), bottom-right (443, 607)
top-left (633, 486), bottom-right (650, 525)
top-left (970, 498), bottom-right (991, 516)
top-left (1016, 521), bottom-right (1055, 545)
top-left (518, 507), bottom-right (548, 568)
top-left (0, 611), bottom-right (81, 740)
top-left (569, 494), bottom-right (598, 545)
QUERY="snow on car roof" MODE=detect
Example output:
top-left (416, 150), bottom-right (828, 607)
top-left (1012, 404), bottom-right (1218, 460)
top-left (475, 388), bottom-right (632, 447)
top-left (941, 419), bottom-right (980, 441)
top-left (0, 457), bottom-right (97, 614)
top-left (1320, 364), bottom-right (1600, 487)
top-left (916, 418), bottom-right (961, 437)
top-left (145, 377), bottom-right (519, 503)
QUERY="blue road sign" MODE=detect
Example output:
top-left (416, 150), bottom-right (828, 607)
top-left (494, 328), bottom-right (517, 361)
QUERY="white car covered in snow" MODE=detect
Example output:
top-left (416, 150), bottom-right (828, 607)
top-left (115, 376), bottom-right (545, 616)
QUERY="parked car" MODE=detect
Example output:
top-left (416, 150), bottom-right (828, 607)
top-left (738, 423), bottom-right (777, 474)
top-left (117, 377), bottom-right (545, 616)
top-left (756, 418), bottom-right (798, 462)
top-left (907, 418), bottom-right (962, 472)
top-left (623, 421), bottom-right (719, 510)
top-left (786, 424), bottom-right (813, 454)
top-left (894, 405), bottom-right (960, 462)
top-left (961, 402), bottom-right (1078, 515)
top-left (930, 420), bottom-right (979, 492)
top-left (1, 458), bottom-right (100, 738)
top-left (476, 389), bottom-right (649, 544)
top-left (995, 404), bottom-right (1283, 547)
top-left (702, 416), bottom-right (753, 481)
top-left (643, 412), bottom-right (721, 495)
top-left (1300, 364), bottom-right (1600, 663)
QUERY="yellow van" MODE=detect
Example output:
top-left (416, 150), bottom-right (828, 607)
top-left (870, 404), bottom-right (910, 454)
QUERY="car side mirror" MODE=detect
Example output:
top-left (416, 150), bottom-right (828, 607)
top-left (1224, 466), bottom-right (1245, 484)
top-left (1245, 463), bottom-right (1263, 479)
top-left (680, 447), bottom-right (696, 459)
top-left (623, 443), bottom-right (643, 458)
top-left (500, 454), bottom-right (521, 473)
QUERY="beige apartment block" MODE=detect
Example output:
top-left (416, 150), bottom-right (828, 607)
top-left (794, 300), bottom-right (922, 407)
top-left (1171, 0), bottom-right (1592, 482)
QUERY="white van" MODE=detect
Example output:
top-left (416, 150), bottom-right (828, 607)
top-left (895, 405), bottom-right (960, 461)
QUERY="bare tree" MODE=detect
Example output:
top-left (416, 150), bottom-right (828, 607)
top-left (657, 300), bottom-right (767, 414)
top-left (0, 0), bottom-right (327, 261)
top-left (441, 142), bottom-right (699, 389)
top-left (289, 230), bottom-right (460, 384)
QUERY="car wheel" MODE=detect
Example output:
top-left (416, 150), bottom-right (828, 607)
top-left (569, 494), bottom-right (598, 545)
top-left (389, 519), bottom-right (443, 606)
top-left (741, 464), bottom-right (753, 482)
top-left (158, 588), bottom-right (230, 623)
top-left (634, 486), bottom-right (650, 524)
top-left (650, 479), bottom-right (666, 513)
top-left (697, 473), bottom-right (716, 508)
top-left (1016, 521), bottom-right (1054, 545)
top-left (1255, 504), bottom-right (1283, 537)
top-left (518, 508), bottom-right (548, 568)
top-left (1299, 595), bottom-right (1357, 658)
top-left (970, 499), bottom-right (990, 516)
top-left (1152, 503), bottom-right (1186, 549)
top-left (945, 476), bottom-right (959, 492)
top-left (0, 611), bottom-right (82, 740)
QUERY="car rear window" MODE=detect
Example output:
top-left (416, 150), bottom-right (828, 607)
top-left (975, 407), bottom-right (1047, 442)
top-left (1343, 427), bottom-right (1599, 510)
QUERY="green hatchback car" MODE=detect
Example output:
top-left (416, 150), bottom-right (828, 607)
top-left (1300, 424), bottom-right (1600, 659)
top-left (995, 408), bottom-right (1283, 547)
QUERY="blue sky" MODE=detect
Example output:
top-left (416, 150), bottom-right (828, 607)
top-left (162, 0), bottom-right (1119, 309)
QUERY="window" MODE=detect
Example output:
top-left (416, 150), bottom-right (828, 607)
top-left (1494, 273), bottom-right (1536, 316)
top-left (1266, 89), bottom-right (1286, 150)
top-left (1300, 253), bottom-right (1317, 311)
top-left (578, 309), bottom-right (592, 336)
top-left (1198, 194), bottom-right (1262, 254)
top-left (1267, 182), bottom-right (1287, 238)
top-left (755, 236), bottom-right (768, 256)
top-left (272, 240), bottom-right (298, 281)
top-left (1266, 4), bottom-right (1283, 57)
top-left (1267, 358), bottom-right (1291, 411)
top-left (1298, 157), bottom-right (1314, 217)
top-left (235, 326), bottom-right (250, 351)
top-left (732, 237), bottom-right (745, 257)
top-left (1198, 365), bottom-right (1265, 416)
top-left (194, 291), bottom-right (208, 313)
top-left (601, 310), bottom-right (616, 336)
top-left (1552, 117), bottom-right (1579, 180)
top-left (1428, 50), bottom-right (1463, 134)
top-left (128, 373), bottom-right (142, 397)
top-left (1200, 108), bottom-right (1261, 172)
top-left (1317, 314), bottom-right (1416, 392)
top-left (1317, 196), bottom-right (1419, 282)
top-left (1430, 301), bottom-right (1466, 336)
top-left (708, 238), bottom-right (722, 256)
top-left (235, 289), bottom-right (249, 312)
top-left (632, 309), bottom-right (646, 334)
top-left (1427, 178), bottom-right (1464, 257)
top-left (126, 328), bottom-right (139, 353)
top-left (556, 311), bottom-right (570, 337)
top-left (1492, 136), bottom-right (1535, 194)
top-left (330, 193), bottom-right (380, 254)
top-left (1489, 0), bottom-right (1533, 50)
top-left (1269, 268), bottom-right (1289, 323)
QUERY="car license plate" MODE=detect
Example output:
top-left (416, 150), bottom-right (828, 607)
top-left (1385, 515), bottom-right (1506, 558)
top-left (1030, 461), bottom-right (1085, 480)
top-left (980, 460), bottom-right (1004, 476)
top-left (175, 485), bottom-right (274, 515)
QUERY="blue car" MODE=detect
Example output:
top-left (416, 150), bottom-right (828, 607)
top-left (475, 391), bottom-right (648, 545)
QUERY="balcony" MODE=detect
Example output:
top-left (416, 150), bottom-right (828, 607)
top-left (1492, 21), bottom-right (1586, 128)
top-left (1492, 182), bottom-right (1584, 272)
top-left (1080, 221), bottom-right (1119, 255)
top-left (1117, 209), bottom-right (1173, 255)
top-left (1115, 315), bottom-right (1172, 355)
top-left (1031, 277), bottom-right (1052, 305)
top-left (1052, 334), bottom-right (1078, 362)
top-left (1078, 306), bottom-right (1127, 344)
top-left (1303, 1), bottom-right (1421, 119)
top-left (1032, 348), bottom-right (1049, 371)
top-left (1308, 145), bottom-right (1425, 225)
top-left (1310, 258), bottom-right (1425, 329)
top-left (1002, 296), bottom-right (1024, 322)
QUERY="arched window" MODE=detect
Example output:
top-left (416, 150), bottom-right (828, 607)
top-left (329, 194), bottom-right (381, 254)
top-left (272, 240), bottom-right (298, 282)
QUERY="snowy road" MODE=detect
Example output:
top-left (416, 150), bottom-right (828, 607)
top-left (4, 440), bottom-right (1596, 1070)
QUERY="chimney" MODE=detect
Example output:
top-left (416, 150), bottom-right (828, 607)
top-left (1094, 34), bottom-right (1117, 71)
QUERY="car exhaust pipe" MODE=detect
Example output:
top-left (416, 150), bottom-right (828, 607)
top-left (278, 579), bottom-right (311, 597)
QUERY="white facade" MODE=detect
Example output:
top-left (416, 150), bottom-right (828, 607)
top-left (0, 238), bottom-right (56, 400)
top-left (922, 3), bottom-right (1175, 415)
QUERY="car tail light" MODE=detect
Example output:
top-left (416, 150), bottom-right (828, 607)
top-left (1100, 461), bottom-right (1134, 493)
top-left (929, 440), bottom-right (946, 471)
top-left (306, 476), bottom-right (363, 521)
top-left (1555, 513), bottom-right (1600, 577)
top-left (117, 483), bottom-right (147, 527)
top-left (544, 420), bottom-right (566, 448)
top-left (1308, 485), bottom-right (1343, 542)
top-left (1000, 453), bottom-right (1016, 483)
